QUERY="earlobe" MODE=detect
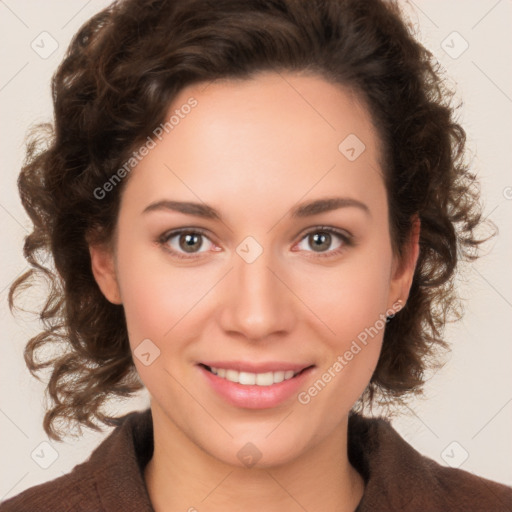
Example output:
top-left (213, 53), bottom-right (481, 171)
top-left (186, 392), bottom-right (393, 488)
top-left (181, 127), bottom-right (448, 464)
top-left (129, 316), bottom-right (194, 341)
top-left (89, 243), bottom-right (122, 305)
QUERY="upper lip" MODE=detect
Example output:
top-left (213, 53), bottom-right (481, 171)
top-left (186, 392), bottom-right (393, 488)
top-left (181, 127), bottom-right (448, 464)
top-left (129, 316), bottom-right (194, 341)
top-left (199, 360), bottom-right (314, 373)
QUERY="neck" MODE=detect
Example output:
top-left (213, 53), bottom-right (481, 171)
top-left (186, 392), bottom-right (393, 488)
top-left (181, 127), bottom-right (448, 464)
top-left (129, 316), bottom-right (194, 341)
top-left (144, 404), bottom-right (365, 512)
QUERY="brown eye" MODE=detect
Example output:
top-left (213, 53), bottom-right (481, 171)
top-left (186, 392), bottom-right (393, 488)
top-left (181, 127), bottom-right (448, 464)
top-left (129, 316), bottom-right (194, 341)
top-left (178, 232), bottom-right (203, 253)
top-left (295, 227), bottom-right (353, 258)
top-left (159, 228), bottom-right (215, 259)
top-left (308, 232), bottom-right (332, 252)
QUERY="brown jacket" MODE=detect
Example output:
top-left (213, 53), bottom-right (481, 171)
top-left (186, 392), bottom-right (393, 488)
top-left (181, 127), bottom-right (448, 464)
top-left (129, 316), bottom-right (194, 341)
top-left (1, 408), bottom-right (511, 511)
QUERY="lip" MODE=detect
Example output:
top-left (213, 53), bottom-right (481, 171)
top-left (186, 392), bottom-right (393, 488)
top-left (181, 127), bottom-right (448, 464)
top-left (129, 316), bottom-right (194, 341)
top-left (199, 360), bottom-right (311, 373)
top-left (197, 362), bottom-right (315, 409)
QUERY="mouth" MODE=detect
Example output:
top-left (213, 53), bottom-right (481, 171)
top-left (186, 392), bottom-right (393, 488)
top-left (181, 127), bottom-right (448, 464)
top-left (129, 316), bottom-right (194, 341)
top-left (196, 361), bottom-right (316, 409)
top-left (198, 363), bottom-right (313, 387)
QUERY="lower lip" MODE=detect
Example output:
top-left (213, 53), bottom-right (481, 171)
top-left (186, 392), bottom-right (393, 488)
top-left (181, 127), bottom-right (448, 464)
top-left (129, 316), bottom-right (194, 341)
top-left (198, 365), bottom-right (315, 409)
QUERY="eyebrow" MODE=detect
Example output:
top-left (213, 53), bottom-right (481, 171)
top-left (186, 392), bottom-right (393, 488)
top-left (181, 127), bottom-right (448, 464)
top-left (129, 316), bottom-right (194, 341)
top-left (142, 196), bottom-right (370, 220)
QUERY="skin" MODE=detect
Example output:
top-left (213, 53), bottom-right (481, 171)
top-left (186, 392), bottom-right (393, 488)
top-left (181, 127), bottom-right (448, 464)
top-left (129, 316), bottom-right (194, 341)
top-left (90, 71), bottom-right (420, 512)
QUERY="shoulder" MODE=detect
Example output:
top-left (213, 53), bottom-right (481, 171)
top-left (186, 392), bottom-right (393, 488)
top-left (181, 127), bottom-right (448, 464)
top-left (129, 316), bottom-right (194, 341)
top-left (349, 412), bottom-right (512, 512)
top-left (0, 462), bottom-right (99, 512)
top-left (0, 409), bottom-right (154, 512)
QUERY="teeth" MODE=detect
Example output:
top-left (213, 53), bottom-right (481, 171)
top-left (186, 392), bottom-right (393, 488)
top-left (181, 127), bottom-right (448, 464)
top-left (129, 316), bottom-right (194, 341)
top-left (208, 367), bottom-right (299, 386)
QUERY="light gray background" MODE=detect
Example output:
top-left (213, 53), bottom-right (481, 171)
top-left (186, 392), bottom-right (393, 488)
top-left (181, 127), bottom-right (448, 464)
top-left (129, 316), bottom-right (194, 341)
top-left (1, 0), bottom-right (511, 500)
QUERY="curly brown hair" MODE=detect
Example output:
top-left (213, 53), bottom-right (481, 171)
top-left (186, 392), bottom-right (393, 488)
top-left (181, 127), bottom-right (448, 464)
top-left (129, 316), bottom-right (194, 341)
top-left (9, 0), bottom-right (490, 441)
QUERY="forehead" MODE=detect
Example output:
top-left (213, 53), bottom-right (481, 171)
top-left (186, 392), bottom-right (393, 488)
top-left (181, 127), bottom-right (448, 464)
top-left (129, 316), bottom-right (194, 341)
top-left (120, 71), bottom-right (386, 221)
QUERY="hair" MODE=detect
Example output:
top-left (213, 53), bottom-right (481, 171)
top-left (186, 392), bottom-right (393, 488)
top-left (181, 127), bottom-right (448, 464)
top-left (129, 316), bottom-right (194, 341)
top-left (9, 0), bottom-right (490, 441)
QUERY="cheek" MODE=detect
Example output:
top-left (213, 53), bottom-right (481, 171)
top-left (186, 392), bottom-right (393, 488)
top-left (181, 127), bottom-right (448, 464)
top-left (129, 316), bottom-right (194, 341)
top-left (113, 221), bottom-right (215, 381)
top-left (297, 259), bottom-right (391, 424)
top-left (114, 236), bottom-right (183, 346)
top-left (304, 249), bottom-right (392, 343)
top-left (298, 239), bottom-right (392, 401)
top-left (115, 243), bottom-right (203, 392)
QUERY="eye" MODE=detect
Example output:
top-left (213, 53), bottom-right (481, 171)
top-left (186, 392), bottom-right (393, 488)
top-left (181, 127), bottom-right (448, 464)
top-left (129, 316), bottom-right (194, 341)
top-left (158, 228), bottom-right (218, 260)
top-left (157, 226), bottom-right (353, 261)
top-left (294, 227), bottom-right (353, 258)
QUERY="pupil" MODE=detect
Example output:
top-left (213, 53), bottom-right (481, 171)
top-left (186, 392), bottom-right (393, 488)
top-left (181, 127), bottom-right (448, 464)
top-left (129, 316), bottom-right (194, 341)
top-left (180, 233), bottom-right (201, 252)
top-left (311, 232), bottom-right (330, 251)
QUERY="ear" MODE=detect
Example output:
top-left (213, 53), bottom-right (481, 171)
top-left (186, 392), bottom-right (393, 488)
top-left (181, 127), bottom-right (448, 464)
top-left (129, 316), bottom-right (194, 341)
top-left (387, 215), bottom-right (421, 310)
top-left (89, 242), bottom-right (122, 305)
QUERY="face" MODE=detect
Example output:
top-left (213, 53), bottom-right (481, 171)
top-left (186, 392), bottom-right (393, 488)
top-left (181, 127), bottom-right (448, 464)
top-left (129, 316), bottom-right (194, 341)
top-left (91, 71), bottom-right (417, 468)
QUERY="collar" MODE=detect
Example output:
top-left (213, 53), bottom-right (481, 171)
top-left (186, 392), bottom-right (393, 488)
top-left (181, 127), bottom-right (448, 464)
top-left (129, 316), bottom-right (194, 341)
top-left (84, 408), bottom-right (511, 512)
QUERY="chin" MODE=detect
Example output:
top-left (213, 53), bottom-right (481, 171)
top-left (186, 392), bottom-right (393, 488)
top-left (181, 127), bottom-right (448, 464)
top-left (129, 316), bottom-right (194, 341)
top-left (202, 430), bottom-right (311, 470)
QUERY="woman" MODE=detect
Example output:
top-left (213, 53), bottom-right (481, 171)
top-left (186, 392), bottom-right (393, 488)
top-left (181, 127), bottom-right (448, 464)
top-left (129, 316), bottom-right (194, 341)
top-left (2, 0), bottom-right (511, 510)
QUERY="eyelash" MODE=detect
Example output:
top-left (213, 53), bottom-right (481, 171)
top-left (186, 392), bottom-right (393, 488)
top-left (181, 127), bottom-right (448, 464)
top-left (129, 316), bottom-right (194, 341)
top-left (157, 226), bottom-right (354, 261)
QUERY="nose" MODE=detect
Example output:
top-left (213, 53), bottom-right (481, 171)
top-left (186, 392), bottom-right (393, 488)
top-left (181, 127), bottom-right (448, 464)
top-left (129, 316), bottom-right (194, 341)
top-left (218, 245), bottom-right (296, 342)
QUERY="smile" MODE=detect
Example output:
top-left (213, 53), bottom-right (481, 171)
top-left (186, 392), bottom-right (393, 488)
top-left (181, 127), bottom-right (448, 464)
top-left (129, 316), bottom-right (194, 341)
top-left (197, 362), bottom-right (315, 409)
top-left (204, 365), bottom-right (300, 386)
